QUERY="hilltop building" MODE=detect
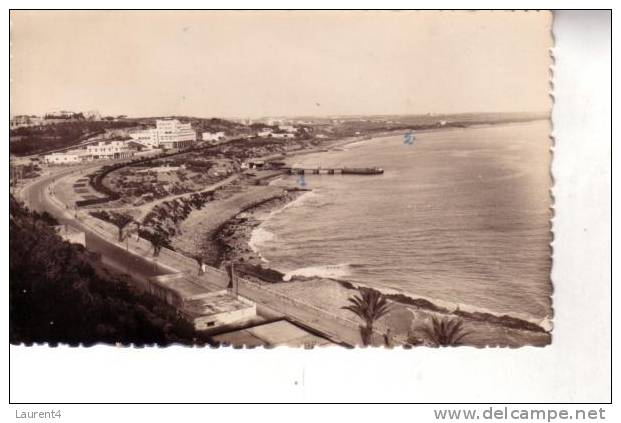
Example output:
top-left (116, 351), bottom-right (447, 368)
top-left (129, 119), bottom-right (196, 149)
top-left (155, 119), bottom-right (196, 149)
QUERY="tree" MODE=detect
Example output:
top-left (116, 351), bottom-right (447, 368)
top-left (420, 316), bottom-right (471, 347)
top-left (194, 255), bottom-right (204, 275)
top-left (342, 288), bottom-right (392, 346)
top-left (148, 231), bottom-right (168, 258)
top-left (109, 212), bottom-right (134, 242)
top-left (145, 230), bottom-right (168, 273)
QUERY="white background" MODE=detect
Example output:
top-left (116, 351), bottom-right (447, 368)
top-left (1, 3), bottom-right (614, 421)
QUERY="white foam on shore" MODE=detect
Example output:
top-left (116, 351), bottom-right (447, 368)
top-left (342, 280), bottom-right (550, 331)
top-left (245, 190), bottom-right (320, 264)
top-left (283, 263), bottom-right (353, 282)
top-left (248, 227), bottom-right (276, 255)
top-left (265, 189), bottom-right (319, 220)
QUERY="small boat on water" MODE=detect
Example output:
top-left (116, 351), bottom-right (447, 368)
top-left (342, 167), bottom-right (384, 175)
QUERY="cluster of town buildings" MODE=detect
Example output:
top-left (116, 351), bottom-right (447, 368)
top-left (14, 109), bottom-right (305, 165)
top-left (10, 110), bottom-right (102, 129)
top-left (44, 119), bottom-right (197, 164)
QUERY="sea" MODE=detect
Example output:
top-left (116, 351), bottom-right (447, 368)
top-left (250, 120), bottom-right (553, 325)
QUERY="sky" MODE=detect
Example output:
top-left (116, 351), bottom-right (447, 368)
top-left (10, 11), bottom-right (552, 118)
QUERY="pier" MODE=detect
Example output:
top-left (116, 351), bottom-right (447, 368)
top-left (283, 166), bottom-right (384, 175)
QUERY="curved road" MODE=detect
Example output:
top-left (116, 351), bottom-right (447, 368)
top-left (19, 165), bottom-right (363, 346)
top-left (20, 165), bottom-right (170, 284)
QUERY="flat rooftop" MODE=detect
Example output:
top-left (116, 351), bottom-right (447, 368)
top-left (54, 225), bottom-right (84, 236)
top-left (212, 320), bottom-right (333, 348)
top-left (148, 274), bottom-right (207, 299)
top-left (182, 290), bottom-right (254, 318)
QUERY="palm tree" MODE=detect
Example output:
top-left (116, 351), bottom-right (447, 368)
top-left (421, 316), bottom-right (471, 347)
top-left (342, 288), bottom-right (392, 346)
top-left (144, 230), bottom-right (167, 272)
top-left (109, 212), bottom-right (134, 242)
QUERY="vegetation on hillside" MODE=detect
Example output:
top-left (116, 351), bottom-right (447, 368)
top-left (9, 196), bottom-right (209, 346)
top-left (9, 120), bottom-right (140, 156)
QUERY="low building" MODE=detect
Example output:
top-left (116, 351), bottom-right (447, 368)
top-left (180, 290), bottom-right (256, 331)
top-left (257, 128), bottom-right (273, 137)
top-left (86, 140), bottom-right (135, 160)
top-left (271, 132), bottom-right (295, 139)
top-left (202, 131), bottom-right (226, 143)
top-left (43, 140), bottom-right (134, 164)
top-left (43, 150), bottom-right (90, 165)
top-left (146, 273), bottom-right (203, 307)
top-left (241, 159), bottom-right (265, 169)
top-left (129, 128), bottom-right (159, 148)
top-left (278, 125), bottom-right (297, 133)
top-left (212, 320), bottom-right (334, 348)
top-left (146, 274), bottom-right (257, 330)
top-left (54, 225), bottom-right (86, 247)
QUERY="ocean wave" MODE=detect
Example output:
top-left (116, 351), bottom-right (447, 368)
top-left (248, 227), bottom-right (276, 257)
top-left (283, 263), bottom-right (354, 282)
top-left (265, 190), bottom-right (320, 219)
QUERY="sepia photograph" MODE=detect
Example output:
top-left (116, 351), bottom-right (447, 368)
top-left (9, 10), bottom-right (555, 349)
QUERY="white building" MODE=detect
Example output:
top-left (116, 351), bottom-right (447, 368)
top-left (86, 140), bottom-right (135, 160)
top-left (130, 120), bottom-right (196, 149)
top-left (54, 225), bottom-right (86, 247)
top-left (202, 131), bottom-right (225, 143)
top-left (156, 119), bottom-right (196, 149)
top-left (146, 274), bottom-right (257, 331)
top-left (129, 128), bottom-right (159, 148)
top-left (44, 140), bottom-right (134, 164)
top-left (257, 128), bottom-right (273, 137)
top-left (181, 290), bottom-right (257, 331)
top-left (271, 132), bottom-right (295, 139)
top-left (278, 125), bottom-right (297, 133)
top-left (44, 150), bottom-right (90, 165)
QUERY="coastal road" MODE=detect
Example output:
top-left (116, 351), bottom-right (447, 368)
top-left (19, 166), bottom-right (365, 346)
top-left (20, 165), bottom-right (171, 283)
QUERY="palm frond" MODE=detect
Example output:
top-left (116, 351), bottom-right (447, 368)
top-left (421, 316), bottom-right (471, 347)
top-left (342, 287), bottom-right (393, 345)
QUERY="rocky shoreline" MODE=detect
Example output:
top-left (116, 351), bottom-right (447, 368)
top-left (216, 187), bottom-right (307, 282)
